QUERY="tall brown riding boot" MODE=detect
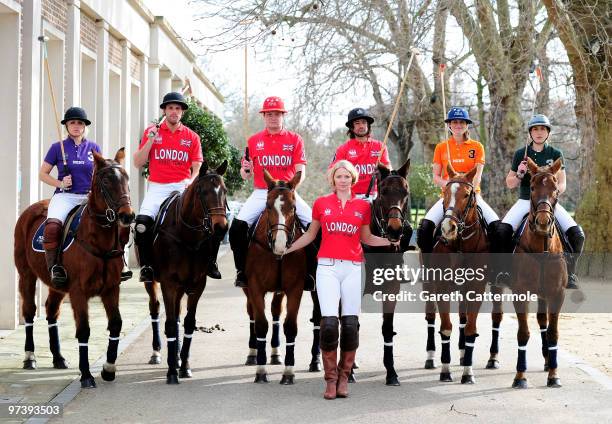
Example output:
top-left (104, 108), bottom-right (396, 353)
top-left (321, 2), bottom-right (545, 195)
top-left (322, 349), bottom-right (338, 400)
top-left (336, 350), bottom-right (356, 398)
top-left (43, 218), bottom-right (68, 289)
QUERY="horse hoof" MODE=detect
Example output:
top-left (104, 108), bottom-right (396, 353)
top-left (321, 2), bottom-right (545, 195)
top-left (309, 359), bottom-right (322, 372)
top-left (53, 358), bottom-right (69, 369)
top-left (166, 374), bottom-right (180, 385)
top-left (424, 359), bottom-right (436, 369)
top-left (179, 367), bottom-right (192, 378)
top-left (270, 354), bottom-right (282, 365)
top-left (352, 360), bottom-right (360, 370)
top-left (486, 359), bottom-right (500, 369)
top-left (254, 373), bottom-right (269, 383)
top-left (348, 372), bottom-right (357, 383)
top-left (386, 374), bottom-right (400, 386)
top-left (245, 355), bottom-right (257, 366)
top-left (101, 368), bottom-right (116, 382)
top-left (461, 374), bottom-right (475, 384)
top-left (459, 357), bottom-right (465, 366)
top-left (439, 372), bottom-right (453, 382)
top-left (80, 376), bottom-right (96, 388)
top-left (148, 354), bottom-right (162, 365)
top-left (512, 378), bottom-right (528, 389)
top-left (23, 359), bottom-right (37, 370)
top-left (547, 377), bottom-right (562, 388)
top-left (279, 374), bottom-right (294, 385)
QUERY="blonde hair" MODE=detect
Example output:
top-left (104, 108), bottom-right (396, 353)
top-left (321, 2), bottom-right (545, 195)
top-left (327, 159), bottom-right (359, 188)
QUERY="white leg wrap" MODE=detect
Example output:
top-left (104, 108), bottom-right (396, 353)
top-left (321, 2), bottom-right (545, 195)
top-left (152, 350), bottom-right (161, 358)
top-left (103, 362), bottom-right (117, 373)
top-left (272, 347), bottom-right (279, 355)
top-left (427, 350), bottom-right (435, 360)
top-left (283, 366), bottom-right (294, 376)
top-left (257, 365), bottom-right (266, 374)
top-left (463, 365), bottom-right (473, 376)
top-left (441, 363), bottom-right (450, 373)
top-left (459, 349), bottom-right (465, 358)
top-left (249, 348), bottom-right (257, 356)
top-left (24, 351), bottom-right (36, 361)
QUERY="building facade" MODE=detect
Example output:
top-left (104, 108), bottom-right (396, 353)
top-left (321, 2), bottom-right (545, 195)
top-left (0, 0), bottom-right (224, 329)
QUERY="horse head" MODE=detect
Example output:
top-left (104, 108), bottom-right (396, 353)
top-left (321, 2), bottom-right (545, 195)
top-left (440, 164), bottom-right (478, 241)
top-left (90, 148), bottom-right (135, 227)
top-left (263, 169), bottom-right (300, 256)
top-left (374, 159), bottom-right (410, 242)
top-left (527, 157), bottom-right (561, 237)
top-left (195, 159), bottom-right (229, 239)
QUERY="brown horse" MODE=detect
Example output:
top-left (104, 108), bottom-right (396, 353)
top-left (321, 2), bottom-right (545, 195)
top-left (511, 157), bottom-right (566, 389)
top-left (144, 160), bottom-right (228, 384)
top-left (362, 160), bottom-right (412, 386)
top-left (245, 170), bottom-right (306, 384)
top-left (429, 165), bottom-right (491, 384)
top-left (14, 149), bottom-right (134, 388)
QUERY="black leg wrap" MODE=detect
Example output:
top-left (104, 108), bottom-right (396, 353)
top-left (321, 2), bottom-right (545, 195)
top-left (540, 327), bottom-right (548, 358)
top-left (175, 319), bottom-right (181, 358)
top-left (340, 316), bottom-right (359, 352)
top-left (166, 338), bottom-right (178, 372)
top-left (383, 344), bottom-right (395, 370)
top-left (319, 316), bottom-right (339, 351)
top-left (151, 314), bottom-right (161, 351)
top-left (47, 320), bottom-right (61, 357)
top-left (25, 322), bottom-right (34, 352)
top-left (248, 320), bottom-right (256, 349)
top-left (180, 334), bottom-right (192, 363)
top-left (463, 334), bottom-right (477, 367)
top-left (256, 339), bottom-right (267, 366)
top-left (517, 347), bottom-right (527, 372)
top-left (440, 333), bottom-right (451, 364)
top-left (311, 327), bottom-right (321, 357)
top-left (426, 319), bottom-right (436, 352)
top-left (458, 316), bottom-right (467, 350)
top-left (490, 323), bottom-right (500, 354)
top-left (271, 317), bottom-right (280, 348)
top-left (107, 339), bottom-right (119, 364)
top-left (78, 339), bottom-right (91, 377)
top-left (548, 342), bottom-right (558, 369)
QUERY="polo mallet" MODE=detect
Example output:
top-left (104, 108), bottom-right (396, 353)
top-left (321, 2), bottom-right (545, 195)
top-left (365, 46), bottom-right (421, 198)
top-left (523, 65), bottom-right (544, 163)
top-left (439, 62), bottom-right (457, 175)
top-left (244, 146), bottom-right (251, 174)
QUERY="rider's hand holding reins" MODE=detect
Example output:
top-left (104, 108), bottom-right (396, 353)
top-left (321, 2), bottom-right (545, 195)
top-left (60, 175), bottom-right (72, 191)
top-left (284, 220), bottom-right (320, 256)
top-left (516, 160), bottom-right (528, 179)
top-left (240, 158), bottom-right (254, 180)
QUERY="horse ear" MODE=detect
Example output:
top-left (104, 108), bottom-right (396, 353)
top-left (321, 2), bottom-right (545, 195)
top-left (447, 163), bottom-right (456, 179)
top-left (199, 159), bottom-right (209, 177)
top-left (550, 157), bottom-right (562, 175)
top-left (263, 169), bottom-right (276, 190)
top-left (216, 160), bottom-right (228, 176)
top-left (527, 157), bottom-right (538, 175)
top-left (377, 163), bottom-right (390, 180)
top-left (93, 150), bottom-right (106, 169)
top-left (114, 147), bottom-right (126, 166)
top-left (288, 171), bottom-right (302, 190)
top-left (466, 165), bottom-right (478, 183)
top-left (397, 159), bottom-right (411, 179)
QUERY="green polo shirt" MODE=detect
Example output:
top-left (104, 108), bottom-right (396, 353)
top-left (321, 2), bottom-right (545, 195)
top-left (511, 143), bottom-right (564, 200)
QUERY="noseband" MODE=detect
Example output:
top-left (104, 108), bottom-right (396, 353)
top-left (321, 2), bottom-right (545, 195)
top-left (179, 173), bottom-right (227, 235)
top-left (89, 163), bottom-right (131, 227)
top-left (528, 171), bottom-right (558, 240)
top-left (373, 174), bottom-right (410, 241)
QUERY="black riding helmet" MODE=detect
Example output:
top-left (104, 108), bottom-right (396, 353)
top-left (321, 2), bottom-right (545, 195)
top-left (345, 107), bottom-right (374, 128)
top-left (160, 92), bottom-right (189, 110)
top-left (61, 106), bottom-right (91, 126)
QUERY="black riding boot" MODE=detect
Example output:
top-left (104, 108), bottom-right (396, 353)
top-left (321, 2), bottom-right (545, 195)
top-left (207, 237), bottom-right (222, 279)
top-left (565, 225), bottom-right (585, 290)
top-left (43, 218), bottom-right (68, 289)
top-left (490, 221), bottom-right (514, 287)
top-left (399, 222), bottom-right (414, 252)
top-left (135, 215), bottom-right (155, 283)
top-left (229, 219), bottom-right (249, 288)
top-left (416, 219), bottom-right (436, 254)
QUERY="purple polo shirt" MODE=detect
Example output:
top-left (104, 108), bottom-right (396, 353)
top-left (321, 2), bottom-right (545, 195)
top-left (44, 138), bottom-right (101, 194)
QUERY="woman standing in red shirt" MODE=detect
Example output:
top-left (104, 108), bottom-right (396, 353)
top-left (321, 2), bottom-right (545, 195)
top-left (285, 160), bottom-right (396, 400)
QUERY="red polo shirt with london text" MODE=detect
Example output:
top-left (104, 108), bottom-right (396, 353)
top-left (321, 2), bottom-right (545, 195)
top-left (140, 121), bottom-right (203, 184)
top-left (313, 193), bottom-right (371, 262)
top-left (331, 138), bottom-right (390, 195)
top-left (246, 129), bottom-right (307, 189)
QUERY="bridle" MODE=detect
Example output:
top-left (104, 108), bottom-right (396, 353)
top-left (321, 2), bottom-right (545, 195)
top-left (264, 186), bottom-right (299, 252)
top-left (527, 171), bottom-right (558, 248)
top-left (373, 174), bottom-right (410, 242)
top-left (441, 179), bottom-right (478, 242)
top-left (88, 163), bottom-right (131, 227)
top-left (177, 173), bottom-right (227, 236)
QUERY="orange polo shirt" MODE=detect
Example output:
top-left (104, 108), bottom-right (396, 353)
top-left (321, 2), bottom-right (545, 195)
top-left (432, 137), bottom-right (485, 191)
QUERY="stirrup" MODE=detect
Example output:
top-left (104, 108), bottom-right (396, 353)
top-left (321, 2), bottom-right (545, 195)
top-left (207, 262), bottom-right (222, 279)
top-left (121, 269), bottom-right (133, 282)
top-left (139, 266), bottom-right (154, 283)
top-left (50, 265), bottom-right (68, 288)
top-left (234, 271), bottom-right (248, 288)
top-left (303, 275), bottom-right (316, 292)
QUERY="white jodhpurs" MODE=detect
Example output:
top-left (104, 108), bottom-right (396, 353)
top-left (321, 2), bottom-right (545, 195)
top-left (502, 199), bottom-right (577, 232)
top-left (236, 188), bottom-right (312, 226)
top-left (424, 195), bottom-right (499, 226)
top-left (316, 258), bottom-right (362, 317)
top-left (139, 180), bottom-right (189, 219)
top-left (47, 192), bottom-right (88, 223)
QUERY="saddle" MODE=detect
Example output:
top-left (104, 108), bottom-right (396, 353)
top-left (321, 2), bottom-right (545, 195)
top-left (152, 191), bottom-right (181, 241)
top-left (32, 203), bottom-right (86, 252)
top-left (512, 214), bottom-right (571, 253)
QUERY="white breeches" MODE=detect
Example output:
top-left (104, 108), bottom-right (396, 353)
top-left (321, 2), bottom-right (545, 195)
top-left (316, 258), bottom-right (362, 317)
top-left (236, 188), bottom-right (312, 226)
top-left (424, 195), bottom-right (499, 225)
top-left (502, 199), bottom-right (577, 232)
top-left (47, 192), bottom-right (88, 223)
top-left (138, 180), bottom-right (189, 218)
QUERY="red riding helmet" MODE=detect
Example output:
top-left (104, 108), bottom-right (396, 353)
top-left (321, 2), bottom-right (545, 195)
top-left (260, 96), bottom-right (287, 113)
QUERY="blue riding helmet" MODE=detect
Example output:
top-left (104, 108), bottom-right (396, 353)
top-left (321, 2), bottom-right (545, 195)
top-left (444, 107), bottom-right (472, 124)
top-left (527, 114), bottom-right (551, 132)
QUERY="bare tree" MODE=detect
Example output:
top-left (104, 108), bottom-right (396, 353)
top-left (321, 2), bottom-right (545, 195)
top-left (542, 0), bottom-right (611, 260)
top-left (448, 0), bottom-right (554, 210)
top-left (191, 0), bottom-right (469, 166)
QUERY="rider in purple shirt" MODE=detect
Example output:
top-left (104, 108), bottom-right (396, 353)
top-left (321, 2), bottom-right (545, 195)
top-left (39, 107), bottom-right (100, 288)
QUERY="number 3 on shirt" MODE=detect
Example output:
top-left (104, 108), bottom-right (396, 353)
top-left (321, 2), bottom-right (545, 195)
top-left (468, 149), bottom-right (475, 159)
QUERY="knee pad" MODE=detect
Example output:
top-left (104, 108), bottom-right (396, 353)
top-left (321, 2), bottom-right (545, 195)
top-left (319, 316), bottom-right (339, 351)
top-left (135, 215), bottom-right (154, 234)
top-left (43, 219), bottom-right (63, 249)
top-left (416, 219), bottom-right (436, 253)
top-left (340, 315), bottom-right (359, 351)
top-left (491, 221), bottom-right (514, 252)
top-left (229, 219), bottom-right (249, 245)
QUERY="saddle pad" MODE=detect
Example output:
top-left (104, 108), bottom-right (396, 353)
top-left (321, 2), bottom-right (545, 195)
top-left (32, 204), bottom-right (86, 252)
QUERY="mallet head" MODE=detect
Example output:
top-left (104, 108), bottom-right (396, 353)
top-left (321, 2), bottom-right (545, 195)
top-left (37, 35), bottom-right (50, 43)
